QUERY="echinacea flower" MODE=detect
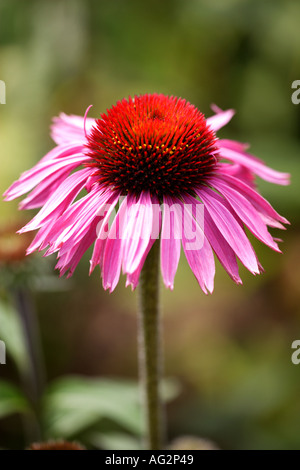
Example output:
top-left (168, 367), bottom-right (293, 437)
top-left (3, 94), bottom-right (289, 293)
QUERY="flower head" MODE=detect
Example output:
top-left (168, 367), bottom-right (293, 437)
top-left (3, 94), bottom-right (290, 293)
top-left (86, 94), bottom-right (217, 198)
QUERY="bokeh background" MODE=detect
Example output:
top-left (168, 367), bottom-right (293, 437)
top-left (0, 0), bottom-right (300, 450)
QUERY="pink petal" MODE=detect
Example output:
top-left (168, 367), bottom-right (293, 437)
top-left (49, 187), bottom-right (110, 254)
top-left (160, 196), bottom-right (181, 290)
top-left (51, 113), bottom-right (96, 145)
top-left (19, 167), bottom-right (72, 210)
top-left (203, 207), bottom-right (242, 284)
top-left (56, 217), bottom-right (99, 278)
top-left (89, 192), bottom-right (120, 274)
top-left (211, 177), bottom-right (281, 251)
top-left (125, 201), bottom-right (161, 290)
top-left (217, 173), bottom-right (289, 228)
top-left (26, 217), bottom-right (59, 255)
top-left (102, 197), bottom-right (128, 292)
top-left (175, 198), bottom-right (215, 294)
top-left (39, 143), bottom-right (85, 163)
top-left (197, 187), bottom-right (260, 274)
top-left (29, 185), bottom-right (108, 256)
top-left (219, 139), bottom-right (264, 162)
top-left (3, 151), bottom-right (88, 201)
top-left (122, 193), bottom-right (157, 275)
top-left (19, 168), bottom-right (93, 233)
top-left (218, 145), bottom-right (290, 185)
top-left (125, 237), bottom-right (157, 290)
top-left (218, 162), bottom-right (256, 188)
top-left (206, 107), bottom-right (235, 132)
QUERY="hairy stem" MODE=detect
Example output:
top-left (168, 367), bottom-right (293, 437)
top-left (138, 241), bottom-right (165, 450)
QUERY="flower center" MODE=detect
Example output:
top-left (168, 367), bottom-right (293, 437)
top-left (85, 94), bottom-right (218, 198)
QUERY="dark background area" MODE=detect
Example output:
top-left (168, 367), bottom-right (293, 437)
top-left (0, 0), bottom-right (300, 450)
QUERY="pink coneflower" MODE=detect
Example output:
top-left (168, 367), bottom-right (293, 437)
top-left (3, 94), bottom-right (289, 292)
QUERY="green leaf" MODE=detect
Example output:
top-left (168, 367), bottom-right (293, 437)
top-left (43, 375), bottom-right (180, 439)
top-left (0, 300), bottom-right (30, 375)
top-left (0, 380), bottom-right (29, 418)
top-left (43, 376), bottom-right (143, 439)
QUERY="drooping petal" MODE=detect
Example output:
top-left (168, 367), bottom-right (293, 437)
top-left (175, 197), bottom-right (215, 294)
top-left (89, 192), bottom-right (120, 274)
top-left (19, 168), bottom-right (93, 233)
top-left (56, 217), bottom-right (100, 278)
top-left (19, 167), bottom-right (72, 210)
top-left (26, 216), bottom-right (59, 255)
top-left (197, 187), bottom-right (260, 274)
top-left (160, 196), bottom-right (181, 290)
top-left (122, 192), bottom-right (158, 275)
top-left (51, 113), bottom-right (96, 145)
top-left (218, 162), bottom-right (256, 188)
top-left (102, 197), bottom-right (128, 292)
top-left (125, 237), bottom-right (156, 290)
top-left (206, 107), bottom-right (235, 132)
top-left (211, 176), bottom-right (281, 251)
top-left (39, 143), bottom-right (86, 163)
top-left (28, 185), bottom-right (109, 258)
top-left (218, 144), bottom-right (290, 185)
top-left (125, 201), bottom-right (161, 289)
top-left (48, 186), bottom-right (111, 254)
top-left (219, 139), bottom-right (264, 163)
top-left (203, 207), bottom-right (242, 284)
top-left (216, 173), bottom-right (289, 228)
top-left (3, 149), bottom-right (88, 201)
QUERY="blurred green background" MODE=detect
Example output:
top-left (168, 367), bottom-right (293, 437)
top-left (0, 0), bottom-right (300, 450)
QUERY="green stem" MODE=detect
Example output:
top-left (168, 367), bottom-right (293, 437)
top-left (13, 287), bottom-right (45, 444)
top-left (138, 241), bottom-right (165, 450)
